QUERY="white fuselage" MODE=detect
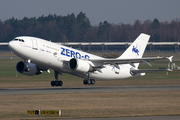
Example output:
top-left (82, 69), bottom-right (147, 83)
top-left (8, 36), bottom-right (137, 80)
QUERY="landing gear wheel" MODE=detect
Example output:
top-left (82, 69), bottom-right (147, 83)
top-left (87, 79), bottom-right (91, 85)
top-left (51, 81), bottom-right (55, 86)
top-left (91, 79), bottom-right (95, 85)
top-left (58, 81), bottom-right (63, 86)
top-left (83, 79), bottom-right (87, 85)
top-left (55, 81), bottom-right (59, 86)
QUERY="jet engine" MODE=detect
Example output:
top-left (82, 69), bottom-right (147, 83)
top-left (69, 58), bottom-right (93, 73)
top-left (16, 61), bottom-right (41, 76)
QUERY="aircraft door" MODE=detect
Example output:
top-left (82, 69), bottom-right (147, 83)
top-left (32, 39), bottom-right (38, 50)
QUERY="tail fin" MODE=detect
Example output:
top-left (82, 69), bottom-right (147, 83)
top-left (117, 33), bottom-right (150, 68)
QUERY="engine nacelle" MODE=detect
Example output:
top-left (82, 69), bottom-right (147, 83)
top-left (16, 61), bottom-right (41, 76)
top-left (69, 58), bottom-right (93, 73)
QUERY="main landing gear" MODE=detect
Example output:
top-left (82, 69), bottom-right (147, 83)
top-left (51, 70), bottom-right (63, 87)
top-left (83, 79), bottom-right (95, 85)
top-left (83, 72), bottom-right (95, 85)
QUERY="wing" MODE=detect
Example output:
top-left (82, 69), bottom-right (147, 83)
top-left (131, 69), bottom-right (172, 74)
top-left (89, 56), bottom-right (173, 68)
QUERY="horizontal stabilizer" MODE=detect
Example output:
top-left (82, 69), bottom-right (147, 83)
top-left (167, 56), bottom-right (173, 62)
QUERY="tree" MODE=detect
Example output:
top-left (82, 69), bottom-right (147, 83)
top-left (97, 21), bottom-right (111, 42)
top-left (151, 18), bottom-right (160, 29)
top-left (76, 12), bottom-right (91, 41)
top-left (66, 13), bottom-right (78, 41)
top-left (0, 13), bottom-right (180, 45)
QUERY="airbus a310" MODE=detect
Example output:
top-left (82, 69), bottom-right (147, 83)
top-left (8, 33), bottom-right (173, 87)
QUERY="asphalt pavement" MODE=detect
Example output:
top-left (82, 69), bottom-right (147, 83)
top-left (1, 85), bottom-right (180, 95)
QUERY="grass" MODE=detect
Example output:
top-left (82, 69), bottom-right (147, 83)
top-left (0, 91), bottom-right (180, 120)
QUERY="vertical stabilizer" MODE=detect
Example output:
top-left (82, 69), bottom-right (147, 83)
top-left (117, 33), bottom-right (150, 68)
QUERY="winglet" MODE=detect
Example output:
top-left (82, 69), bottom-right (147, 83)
top-left (167, 56), bottom-right (173, 62)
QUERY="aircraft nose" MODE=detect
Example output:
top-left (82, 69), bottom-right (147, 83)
top-left (8, 41), bottom-right (13, 50)
top-left (8, 41), bottom-right (18, 51)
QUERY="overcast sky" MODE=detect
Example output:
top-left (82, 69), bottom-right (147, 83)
top-left (0, 0), bottom-right (179, 25)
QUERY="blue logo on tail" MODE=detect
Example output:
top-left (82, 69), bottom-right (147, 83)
top-left (132, 45), bottom-right (139, 56)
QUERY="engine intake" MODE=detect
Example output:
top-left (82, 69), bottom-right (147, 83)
top-left (69, 58), bottom-right (93, 73)
top-left (16, 61), bottom-right (41, 76)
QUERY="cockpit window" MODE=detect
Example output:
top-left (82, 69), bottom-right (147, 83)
top-left (19, 39), bottom-right (24, 42)
top-left (13, 39), bottom-right (24, 42)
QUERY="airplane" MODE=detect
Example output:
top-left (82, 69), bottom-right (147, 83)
top-left (8, 33), bottom-right (173, 87)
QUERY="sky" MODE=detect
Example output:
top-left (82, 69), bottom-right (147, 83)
top-left (0, 0), bottom-right (180, 25)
